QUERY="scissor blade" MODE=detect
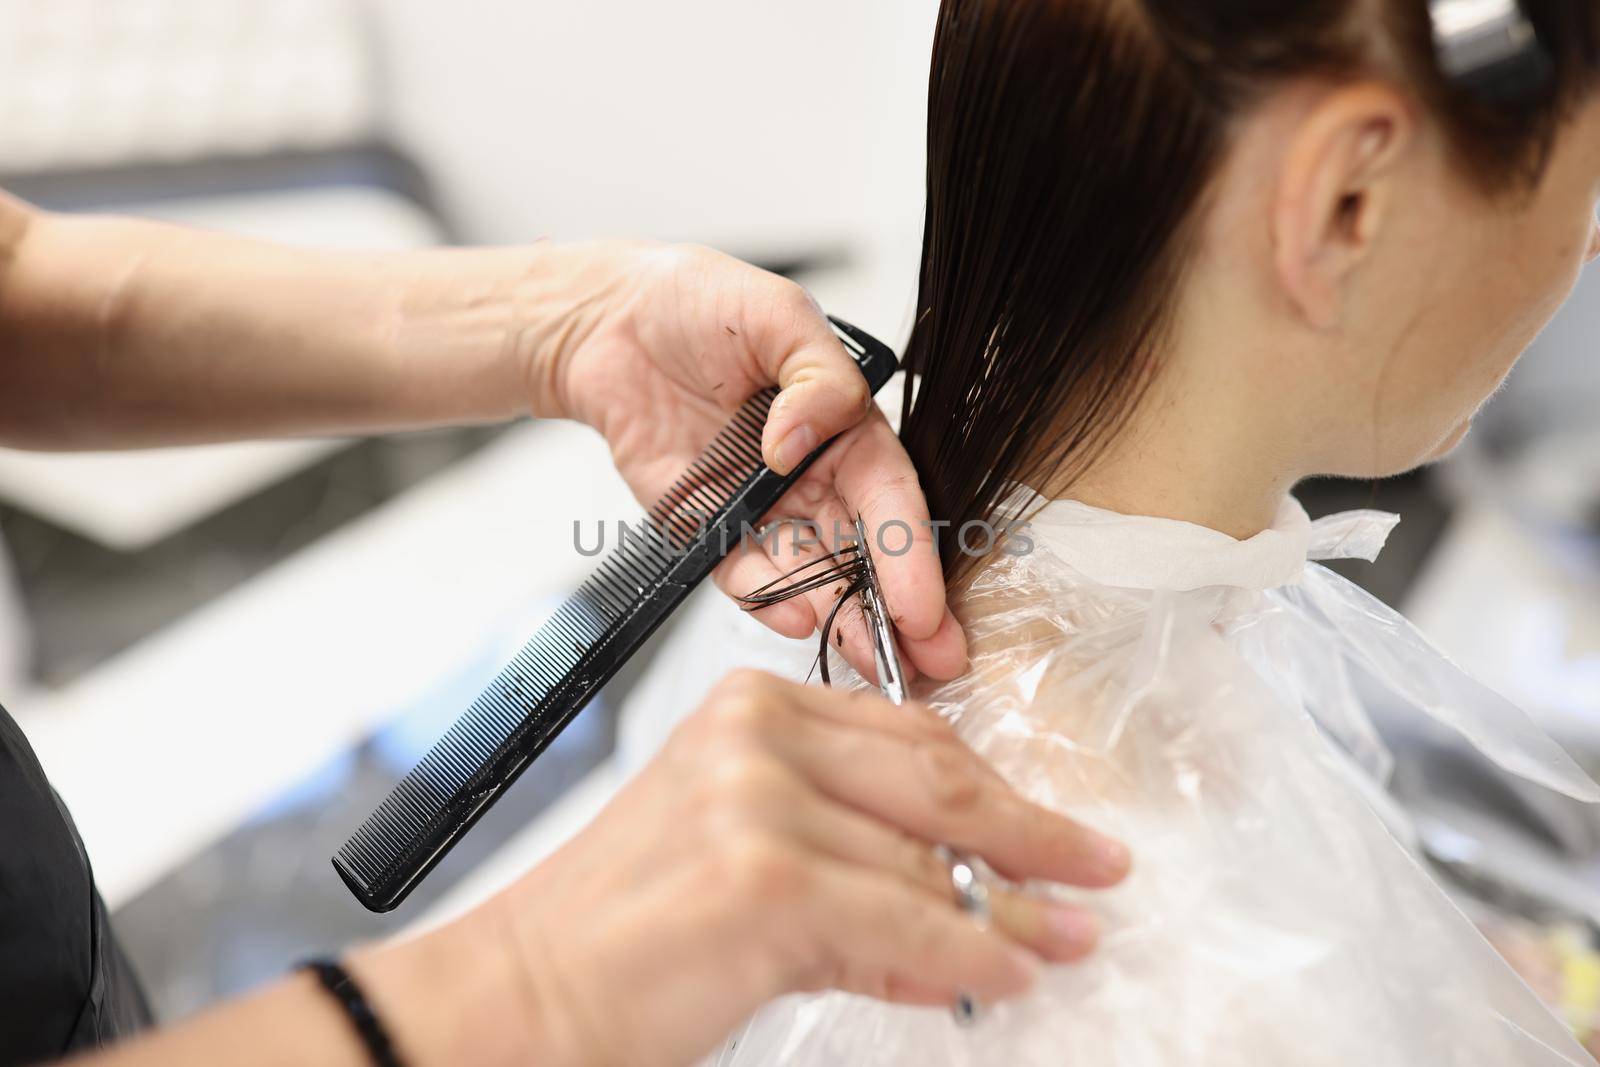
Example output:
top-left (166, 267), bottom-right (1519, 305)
top-left (853, 518), bottom-right (907, 706)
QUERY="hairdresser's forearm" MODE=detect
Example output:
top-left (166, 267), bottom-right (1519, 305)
top-left (75, 915), bottom-right (549, 1067)
top-left (0, 193), bottom-right (611, 450)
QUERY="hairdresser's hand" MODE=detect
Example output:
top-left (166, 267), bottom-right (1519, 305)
top-left (527, 240), bottom-right (967, 682)
top-left (485, 671), bottom-right (1128, 1066)
top-left (67, 674), bottom-right (1124, 1067)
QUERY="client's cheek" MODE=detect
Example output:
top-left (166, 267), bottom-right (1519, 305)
top-left (1427, 419), bottom-right (1474, 463)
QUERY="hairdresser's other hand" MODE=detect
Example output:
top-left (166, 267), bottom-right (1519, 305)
top-left (527, 241), bottom-right (967, 682)
top-left (483, 671), bottom-right (1128, 1066)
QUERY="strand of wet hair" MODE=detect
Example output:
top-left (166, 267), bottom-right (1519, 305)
top-left (737, 545), bottom-right (870, 688)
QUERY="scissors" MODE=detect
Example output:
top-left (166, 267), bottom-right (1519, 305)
top-left (853, 517), bottom-right (908, 707)
top-left (852, 519), bottom-right (987, 1028)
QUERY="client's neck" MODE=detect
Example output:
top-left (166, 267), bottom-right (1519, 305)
top-left (1044, 339), bottom-right (1305, 542)
top-left (1063, 454), bottom-right (1292, 542)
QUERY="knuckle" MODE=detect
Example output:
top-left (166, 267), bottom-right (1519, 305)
top-left (856, 470), bottom-right (923, 519)
top-left (720, 834), bottom-right (810, 905)
top-left (718, 694), bottom-right (777, 741)
top-left (712, 667), bottom-right (772, 704)
top-left (777, 277), bottom-right (813, 309)
top-left (713, 666), bottom-right (767, 695)
top-left (838, 376), bottom-right (873, 416)
top-left (703, 754), bottom-right (792, 815)
top-left (705, 671), bottom-right (783, 736)
top-left (916, 740), bottom-right (986, 816)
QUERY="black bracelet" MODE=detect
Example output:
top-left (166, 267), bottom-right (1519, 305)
top-left (300, 958), bottom-right (406, 1067)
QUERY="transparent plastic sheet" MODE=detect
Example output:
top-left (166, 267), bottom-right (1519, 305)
top-left (705, 518), bottom-right (1599, 1066)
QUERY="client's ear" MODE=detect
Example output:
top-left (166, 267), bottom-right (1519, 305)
top-left (1272, 84), bottom-right (1413, 330)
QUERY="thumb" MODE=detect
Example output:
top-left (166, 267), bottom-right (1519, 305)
top-left (760, 319), bottom-right (873, 475)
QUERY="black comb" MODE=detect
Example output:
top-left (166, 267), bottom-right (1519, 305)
top-left (334, 316), bottom-right (899, 911)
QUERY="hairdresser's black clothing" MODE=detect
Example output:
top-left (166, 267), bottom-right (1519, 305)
top-left (0, 701), bottom-right (152, 1066)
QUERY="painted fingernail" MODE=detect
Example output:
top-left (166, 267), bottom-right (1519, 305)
top-left (773, 424), bottom-right (820, 474)
top-left (1045, 907), bottom-right (1100, 957)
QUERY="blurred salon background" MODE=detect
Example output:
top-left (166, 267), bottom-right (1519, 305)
top-left (1, 0), bottom-right (1597, 1041)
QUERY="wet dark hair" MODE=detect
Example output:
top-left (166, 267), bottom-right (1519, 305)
top-left (899, 0), bottom-right (1600, 576)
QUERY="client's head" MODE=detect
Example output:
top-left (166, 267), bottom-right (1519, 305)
top-left (901, 0), bottom-right (1600, 566)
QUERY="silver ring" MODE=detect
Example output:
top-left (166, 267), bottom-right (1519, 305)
top-left (939, 847), bottom-right (992, 929)
top-left (936, 846), bottom-right (990, 1028)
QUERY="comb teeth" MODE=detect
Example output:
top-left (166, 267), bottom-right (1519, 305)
top-left (335, 389), bottom-right (779, 903)
top-left (335, 320), bottom-right (896, 912)
top-left (649, 391), bottom-right (772, 545)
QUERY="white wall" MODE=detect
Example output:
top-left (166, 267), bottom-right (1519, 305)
top-left (372, 1), bottom-right (938, 259)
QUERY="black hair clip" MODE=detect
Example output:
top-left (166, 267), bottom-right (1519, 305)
top-left (1430, 0), bottom-right (1553, 102)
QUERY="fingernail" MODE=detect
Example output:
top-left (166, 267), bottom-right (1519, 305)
top-left (1082, 832), bottom-right (1131, 885)
top-left (1045, 907), bottom-right (1100, 957)
top-left (1096, 835), bottom-right (1132, 882)
top-left (772, 424), bottom-right (820, 474)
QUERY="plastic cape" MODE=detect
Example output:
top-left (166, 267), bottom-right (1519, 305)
top-left (698, 496), bottom-right (1600, 1067)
